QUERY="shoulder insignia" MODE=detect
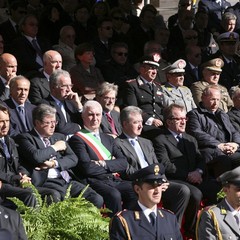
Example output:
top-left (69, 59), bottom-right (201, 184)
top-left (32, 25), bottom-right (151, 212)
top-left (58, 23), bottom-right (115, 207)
top-left (160, 208), bottom-right (174, 215)
top-left (134, 211), bottom-right (140, 220)
top-left (220, 206), bottom-right (227, 215)
top-left (153, 81), bottom-right (162, 87)
top-left (116, 209), bottom-right (127, 217)
top-left (158, 209), bottom-right (164, 217)
top-left (126, 79), bottom-right (136, 83)
top-left (137, 78), bottom-right (144, 86)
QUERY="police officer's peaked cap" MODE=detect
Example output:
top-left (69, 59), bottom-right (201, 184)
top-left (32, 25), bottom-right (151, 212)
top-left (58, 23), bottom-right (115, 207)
top-left (218, 166), bottom-right (240, 186)
top-left (201, 58), bottom-right (224, 72)
top-left (131, 163), bottom-right (167, 185)
top-left (217, 32), bottom-right (239, 42)
top-left (162, 59), bottom-right (186, 73)
top-left (140, 55), bottom-right (160, 68)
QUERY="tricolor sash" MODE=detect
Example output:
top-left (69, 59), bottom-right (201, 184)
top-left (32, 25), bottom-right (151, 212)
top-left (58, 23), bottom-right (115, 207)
top-left (75, 129), bottom-right (112, 160)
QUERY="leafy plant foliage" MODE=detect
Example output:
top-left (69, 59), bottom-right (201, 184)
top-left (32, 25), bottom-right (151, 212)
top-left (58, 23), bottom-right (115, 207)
top-left (10, 183), bottom-right (110, 240)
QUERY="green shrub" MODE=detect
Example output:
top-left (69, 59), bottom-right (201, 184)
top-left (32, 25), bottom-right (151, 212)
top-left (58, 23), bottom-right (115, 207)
top-left (10, 183), bottom-right (110, 240)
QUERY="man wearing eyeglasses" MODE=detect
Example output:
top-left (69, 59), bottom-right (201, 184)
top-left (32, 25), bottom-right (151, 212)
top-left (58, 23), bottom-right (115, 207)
top-left (16, 104), bottom-right (103, 207)
top-left (152, 103), bottom-right (220, 238)
top-left (187, 85), bottom-right (240, 178)
top-left (191, 58), bottom-right (233, 112)
top-left (41, 69), bottom-right (82, 136)
top-left (161, 59), bottom-right (196, 113)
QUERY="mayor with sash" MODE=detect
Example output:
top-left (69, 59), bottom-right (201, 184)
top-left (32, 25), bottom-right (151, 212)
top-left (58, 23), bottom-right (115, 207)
top-left (69, 100), bottom-right (137, 217)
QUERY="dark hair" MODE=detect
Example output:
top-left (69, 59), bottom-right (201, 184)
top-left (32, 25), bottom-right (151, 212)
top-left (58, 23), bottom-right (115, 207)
top-left (32, 104), bottom-right (56, 124)
top-left (163, 104), bottom-right (186, 121)
top-left (74, 42), bottom-right (94, 61)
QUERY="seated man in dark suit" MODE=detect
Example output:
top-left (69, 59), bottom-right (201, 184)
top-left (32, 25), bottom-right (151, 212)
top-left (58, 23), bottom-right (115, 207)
top-left (187, 85), bottom-right (240, 177)
top-left (4, 75), bottom-right (35, 137)
top-left (0, 104), bottom-right (36, 208)
top-left (0, 53), bottom-right (18, 101)
top-left (152, 103), bottom-right (220, 237)
top-left (115, 105), bottom-right (191, 227)
top-left (228, 87), bottom-right (240, 132)
top-left (0, 202), bottom-right (27, 240)
top-left (29, 50), bottom-right (62, 105)
top-left (69, 100), bottom-right (137, 217)
top-left (10, 14), bottom-right (51, 75)
top-left (0, 1), bottom-right (26, 51)
top-left (16, 104), bottom-right (103, 208)
top-left (96, 82), bottom-right (122, 137)
top-left (41, 69), bottom-right (82, 136)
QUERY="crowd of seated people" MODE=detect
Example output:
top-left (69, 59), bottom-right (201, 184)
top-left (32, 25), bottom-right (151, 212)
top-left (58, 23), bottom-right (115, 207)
top-left (1, 0), bottom-right (240, 239)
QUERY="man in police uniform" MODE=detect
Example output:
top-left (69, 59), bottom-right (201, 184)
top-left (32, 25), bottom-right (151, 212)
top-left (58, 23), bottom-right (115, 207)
top-left (123, 56), bottom-right (164, 138)
top-left (197, 166), bottom-right (240, 240)
top-left (161, 59), bottom-right (196, 112)
top-left (191, 58), bottom-right (233, 112)
top-left (109, 163), bottom-right (183, 240)
top-left (211, 31), bottom-right (240, 90)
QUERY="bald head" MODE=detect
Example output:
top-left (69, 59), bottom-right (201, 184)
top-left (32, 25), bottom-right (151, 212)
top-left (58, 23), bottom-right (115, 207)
top-left (43, 50), bottom-right (62, 75)
top-left (0, 53), bottom-right (17, 81)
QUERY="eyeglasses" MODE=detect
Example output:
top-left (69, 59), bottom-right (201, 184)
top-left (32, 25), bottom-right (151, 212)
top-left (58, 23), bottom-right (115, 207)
top-left (114, 52), bottom-right (128, 57)
top-left (103, 97), bottom-right (116, 101)
top-left (185, 36), bottom-right (198, 40)
top-left (102, 26), bottom-right (112, 30)
top-left (113, 16), bottom-right (124, 21)
top-left (41, 120), bottom-right (58, 125)
top-left (57, 84), bottom-right (73, 89)
top-left (170, 117), bottom-right (188, 122)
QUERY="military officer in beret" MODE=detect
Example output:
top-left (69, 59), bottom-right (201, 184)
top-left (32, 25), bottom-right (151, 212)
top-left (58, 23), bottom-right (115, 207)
top-left (123, 56), bottom-right (164, 138)
top-left (161, 59), bottom-right (196, 112)
top-left (191, 58), bottom-right (233, 112)
top-left (109, 163), bottom-right (183, 240)
top-left (211, 31), bottom-right (240, 90)
top-left (196, 166), bottom-right (240, 240)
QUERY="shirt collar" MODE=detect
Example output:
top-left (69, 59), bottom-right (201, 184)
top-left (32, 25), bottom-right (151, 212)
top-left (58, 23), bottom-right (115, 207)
top-left (138, 200), bottom-right (157, 219)
top-left (11, 97), bottom-right (24, 108)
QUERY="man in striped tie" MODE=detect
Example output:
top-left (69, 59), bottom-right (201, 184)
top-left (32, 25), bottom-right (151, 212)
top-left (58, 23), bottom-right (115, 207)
top-left (16, 103), bottom-right (103, 208)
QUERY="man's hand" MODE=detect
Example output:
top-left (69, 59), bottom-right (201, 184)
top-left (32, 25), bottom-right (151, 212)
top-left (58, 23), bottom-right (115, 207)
top-left (187, 171), bottom-right (202, 184)
top-left (152, 119), bottom-right (163, 128)
top-left (35, 160), bottom-right (55, 170)
top-left (218, 142), bottom-right (239, 155)
top-left (19, 173), bottom-right (31, 184)
top-left (66, 91), bottom-right (83, 110)
top-left (51, 140), bottom-right (67, 152)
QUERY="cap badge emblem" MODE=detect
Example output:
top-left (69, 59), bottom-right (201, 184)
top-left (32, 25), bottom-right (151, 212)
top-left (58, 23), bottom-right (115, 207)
top-left (154, 165), bottom-right (160, 175)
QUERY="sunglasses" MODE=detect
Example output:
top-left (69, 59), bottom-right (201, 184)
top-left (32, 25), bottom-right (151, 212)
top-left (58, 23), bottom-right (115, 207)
top-left (114, 52), bottom-right (128, 57)
top-left (113, 17), bottom-right (124, 21)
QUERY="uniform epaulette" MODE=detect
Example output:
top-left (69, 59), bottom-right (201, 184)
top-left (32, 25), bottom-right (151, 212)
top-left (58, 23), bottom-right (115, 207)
top-left (160, 208), bottom-right (174, 215)
top-left (116, 209), bottom-right (128, 217)
top-left (153, 81), bottom-right (161, 86)
top-left (126, 79), bottom-right (136, 83)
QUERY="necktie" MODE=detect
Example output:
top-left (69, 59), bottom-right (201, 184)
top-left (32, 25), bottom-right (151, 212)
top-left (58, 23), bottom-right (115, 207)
top-left (0, 138), bottom-right (10, 160)
top-left (149, 212), bottom-right (156, 228)
top-left (18, 106), bottom-right (28, 131)
top-left (193, 67), bottom-right (199, 80)
top-left (130, 139), bottom-right (148, 168)
top-left (32, 39), bottom-right (43, 58)
top-left (106, 113), bottom-right (117, 135)
top-left (235, 213), bottom-right (240, 227)
top-left (59, 102), bottom-right (67, 122)
top-left (43, 137), bottom-right (70, 183)
top-left (176, 135), bottom-right (185, 152)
